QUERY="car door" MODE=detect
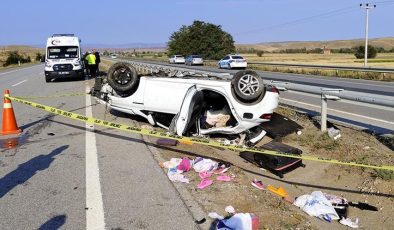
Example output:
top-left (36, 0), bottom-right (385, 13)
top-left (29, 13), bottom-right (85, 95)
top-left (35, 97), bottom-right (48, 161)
top-left (173, 85), bottom-right (204, 136)
top-left (220, 56), bottom-right (229, 67)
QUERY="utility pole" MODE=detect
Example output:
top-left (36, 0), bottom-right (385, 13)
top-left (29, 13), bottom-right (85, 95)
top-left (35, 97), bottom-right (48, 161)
top-left (360, 3), bottom-right (376, 67)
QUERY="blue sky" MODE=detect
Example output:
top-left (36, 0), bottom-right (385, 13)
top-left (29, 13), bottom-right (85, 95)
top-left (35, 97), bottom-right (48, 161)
top-left (1, 0), bottom-right (393, 46)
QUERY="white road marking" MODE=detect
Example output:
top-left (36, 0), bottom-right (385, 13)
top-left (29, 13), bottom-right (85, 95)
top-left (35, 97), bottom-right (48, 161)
top-left (85, 84), bottom-right (106, 230)
top-left (0, 65), bottom-right (42, 76)
top-left (11, 79), bottom-right (27, 87)
top-left (280, 98), bottom-right (394, 125)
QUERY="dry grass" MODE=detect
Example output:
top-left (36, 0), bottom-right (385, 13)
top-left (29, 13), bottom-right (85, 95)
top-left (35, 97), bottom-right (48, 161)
top-left (236, 37), bottom-right (394, 52)
top-left (0, 45), bottom-right (44, 69)
top-left (242, 53), bottom-right (394, 68)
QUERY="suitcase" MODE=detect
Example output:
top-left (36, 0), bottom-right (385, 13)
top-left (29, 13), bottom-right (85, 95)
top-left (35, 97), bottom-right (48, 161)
top-left (240, 141), bottom-right (305, 178)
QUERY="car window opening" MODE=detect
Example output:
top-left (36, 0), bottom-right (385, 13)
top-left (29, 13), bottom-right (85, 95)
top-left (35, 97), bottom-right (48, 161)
top-left (199, 90), bottom-right (238, 130)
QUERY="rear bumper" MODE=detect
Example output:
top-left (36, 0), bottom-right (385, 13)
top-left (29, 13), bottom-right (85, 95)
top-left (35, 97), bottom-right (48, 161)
top-left (45, 69), bottom-right (84, 79)
top-left (230, 62), bottom-right (247, 68)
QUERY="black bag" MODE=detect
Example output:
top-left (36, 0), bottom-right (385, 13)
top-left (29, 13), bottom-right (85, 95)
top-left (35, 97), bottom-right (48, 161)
top-left (240, 142), bottom-right (305, 178)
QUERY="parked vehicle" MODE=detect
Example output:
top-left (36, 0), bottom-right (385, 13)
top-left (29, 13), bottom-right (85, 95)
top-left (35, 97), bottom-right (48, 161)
top-left (185, 55), bottom-right (203, 66)
top-left (169, 55), bottom-right (185, 64)
top-left (44, 34), bottom-right (84, 82)
top-left (92, 62), bottom-right (279, 145)
top-left (218, 54), bottom-right (247, 69)
top-left (110, 54), bottom-right (117, 59)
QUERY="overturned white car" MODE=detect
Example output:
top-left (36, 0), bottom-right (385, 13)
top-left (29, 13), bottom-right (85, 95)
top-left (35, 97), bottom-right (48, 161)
top-left (92, 62), bottom-right (279, 145)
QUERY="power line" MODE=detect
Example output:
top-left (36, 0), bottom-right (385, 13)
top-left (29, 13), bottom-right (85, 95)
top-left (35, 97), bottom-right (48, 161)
top-left (235, 5), bottom-right (359, 36)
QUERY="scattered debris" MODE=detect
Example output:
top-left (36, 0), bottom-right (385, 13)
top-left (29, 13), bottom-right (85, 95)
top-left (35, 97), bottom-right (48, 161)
top-left (294, 191), bottom-right (340, 222)
top-left (240, 142), bottom-right (304, 178)
top-left (156, 138), bottom-right (178, 146)
top-left (327, 127), bottom-right (341, 140)
top-left (209, 206), bottom-right (260, 230)
top-left (339, 217), bottom-right (359, 228)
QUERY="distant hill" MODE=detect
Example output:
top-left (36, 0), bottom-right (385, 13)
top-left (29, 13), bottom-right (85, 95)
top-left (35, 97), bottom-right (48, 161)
top-left (236, 37), bottom-right (394, 52)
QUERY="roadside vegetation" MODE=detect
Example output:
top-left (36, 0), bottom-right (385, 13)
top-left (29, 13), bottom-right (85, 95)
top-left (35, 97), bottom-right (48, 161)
top-left (167, 20), bottom-right (235, 59)
top-left (0, 46), bottom-right (44, 69)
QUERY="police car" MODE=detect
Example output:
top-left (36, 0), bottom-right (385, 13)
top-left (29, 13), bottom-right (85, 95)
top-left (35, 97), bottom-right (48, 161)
top-left (218, 54), bottom-right (247, 69)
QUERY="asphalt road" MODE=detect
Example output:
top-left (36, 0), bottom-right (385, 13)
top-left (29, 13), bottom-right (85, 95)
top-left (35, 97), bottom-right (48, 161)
top-left (118, 59), bottom-right (394, 134)
top-left (0, 65), bottom-right (198, 229)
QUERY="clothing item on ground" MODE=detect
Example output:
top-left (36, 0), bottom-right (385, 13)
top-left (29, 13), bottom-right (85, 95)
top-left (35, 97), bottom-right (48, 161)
top-left (197, 178), bottom-right (213, 189)
top-left (162, 158), bottom-right (182, 169)
top-left (177, 157), bottom-right (192, 172)
top-left (199, 171), bottom-right (213, 179)
top-left (339, 217), bottom-right (359, 228)
top-left (216, 213), bottom-right (259, 230)
top-left (225, 205), bottom-right (235, 214)
top-left (294, 191), bottom-right (340, 222)
top-left (217, 174), bottom-right (232, 182)
top-left (193, 157), bottom-right (218, 173)
top-left (167, 167), bottom-right (189, 183)
top-left (251, 179), bottom-right (265, 190)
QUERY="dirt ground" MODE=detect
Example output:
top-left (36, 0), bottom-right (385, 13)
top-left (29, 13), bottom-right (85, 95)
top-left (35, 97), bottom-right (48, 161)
top-left (137, 107), bottom-right (394, 229)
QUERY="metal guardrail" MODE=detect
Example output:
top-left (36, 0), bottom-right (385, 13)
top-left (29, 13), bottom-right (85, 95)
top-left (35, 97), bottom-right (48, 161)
top-left (108, 59), bottom-right (393, 132)
top-left (127, 60), bottom-right (232, 79)
top-left (248, 62), bottom-right (394, 73)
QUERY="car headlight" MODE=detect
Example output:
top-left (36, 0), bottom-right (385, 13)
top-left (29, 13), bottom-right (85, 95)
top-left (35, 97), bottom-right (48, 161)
top-left (45, 61), bottom-right (52, 67)
top-left (73, 60), bottom-right (80, 66)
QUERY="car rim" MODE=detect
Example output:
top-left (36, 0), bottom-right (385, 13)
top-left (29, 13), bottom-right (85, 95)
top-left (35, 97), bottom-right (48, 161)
top-left (114, 68), bottom-right (132, 85)
top-left (238, 74), bottom-right (260, 95)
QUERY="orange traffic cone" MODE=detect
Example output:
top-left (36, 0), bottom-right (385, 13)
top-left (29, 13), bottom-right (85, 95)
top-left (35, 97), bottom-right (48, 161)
top-left (1, 90), bottom-right (22, 135)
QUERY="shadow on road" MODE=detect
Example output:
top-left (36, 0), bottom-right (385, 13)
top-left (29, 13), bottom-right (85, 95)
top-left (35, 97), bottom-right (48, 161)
top-left (38, 214), bottom-right (67, 230)
top-left (0, 145), bottom-right (68, 198)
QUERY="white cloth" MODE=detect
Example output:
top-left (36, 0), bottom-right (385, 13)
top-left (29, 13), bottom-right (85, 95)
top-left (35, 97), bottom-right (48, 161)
top-left (167, 168), bottom-right (189, 183)
top-left (193, 157), bottom-right (218, 173)
top-left (218, 213), bottom-right (252, 230)
top-left (294, 191), bottom-right (339, 222)
top-left (162, 158), bottom-right (182, 169)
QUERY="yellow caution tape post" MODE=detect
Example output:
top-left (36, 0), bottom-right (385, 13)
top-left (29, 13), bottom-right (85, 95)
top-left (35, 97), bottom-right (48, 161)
top-left (6, 95), bottom-right (394, 172)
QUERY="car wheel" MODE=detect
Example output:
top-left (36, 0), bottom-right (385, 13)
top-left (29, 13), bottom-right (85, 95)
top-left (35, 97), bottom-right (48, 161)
top-left (107, 62), bottom-right (139, 93)
top-left (228, 63), bottom-right (232, 69)
top-left (218, 63), bottom-right (221, 69)
top-left (169, 113), bottom-right (179, 134)
top-left (45, 76), bottom-right (52, 83)
top-left (231, 70), bottom-right (265, 102)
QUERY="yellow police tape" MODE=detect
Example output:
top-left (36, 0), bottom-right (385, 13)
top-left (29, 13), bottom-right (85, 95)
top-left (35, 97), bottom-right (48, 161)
top-left (6, 95), bottom-right (394, 172)
top-left (14, 92), bottom-right (86, 100)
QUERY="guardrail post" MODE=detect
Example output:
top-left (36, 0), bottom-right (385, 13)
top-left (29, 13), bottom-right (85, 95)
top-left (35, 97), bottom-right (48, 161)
top-left (321, 95), bottom-right (328, 131)
top-left (320, 89), bottom-right (343, 132)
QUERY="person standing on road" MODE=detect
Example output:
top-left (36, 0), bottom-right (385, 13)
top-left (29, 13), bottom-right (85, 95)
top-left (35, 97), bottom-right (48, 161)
top-left (85, 51), bottom-right (97, 78)
top-left (94, 49), bottom-right (101, 76)
top-left (83, 51), bottom-right (90, 76)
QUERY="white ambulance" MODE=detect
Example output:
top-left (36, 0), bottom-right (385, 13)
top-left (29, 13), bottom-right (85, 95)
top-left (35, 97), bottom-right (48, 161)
top-left (44, 34), bottom-right (84, 82)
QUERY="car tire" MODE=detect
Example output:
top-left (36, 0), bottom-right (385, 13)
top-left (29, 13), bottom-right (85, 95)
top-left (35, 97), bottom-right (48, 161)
top-left (231, 70), bottom-right (265, 102)
top-left (45, 76), bottom-right (52, 83)
top-left (169, 113), bottom-right (179, 134)
top-left (107, 62), bottom-right (139, 93)
top-left (228, 63), bottom-right (232, 69)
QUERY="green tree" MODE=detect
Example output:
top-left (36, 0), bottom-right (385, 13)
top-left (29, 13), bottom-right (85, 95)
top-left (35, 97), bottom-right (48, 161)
top-left (167, 20), bottom-right (235, 60)
top-left (35, 53), bottom-right (44, 61)
top-left (354, 45), bottom-right (377, 59)
top-left (256, 50), bottom-right (264, 57)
